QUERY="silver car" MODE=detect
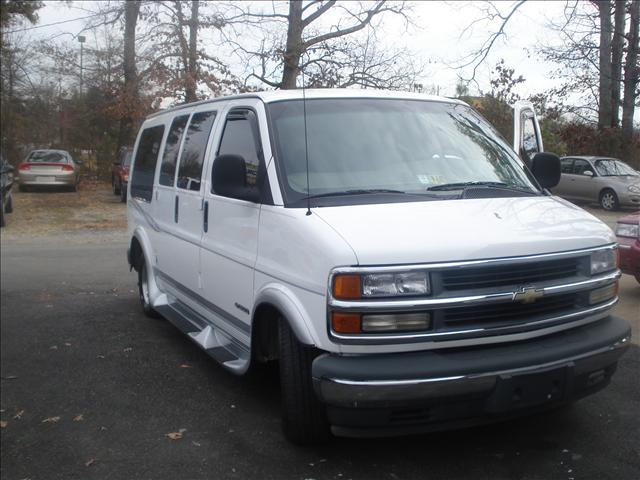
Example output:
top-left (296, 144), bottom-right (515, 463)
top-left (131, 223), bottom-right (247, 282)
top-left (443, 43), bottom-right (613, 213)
top-left (18, 149), bottom-right (81, 191)
top-left (552, 156), bottom-right (640, 210)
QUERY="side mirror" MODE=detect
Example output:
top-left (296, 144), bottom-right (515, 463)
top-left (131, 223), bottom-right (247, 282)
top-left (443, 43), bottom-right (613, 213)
top-left (530, 152), bottom-right (561, 189)
top-left (212, 154), bottom-right (260, 202)
top-left (582, 170), bottom-right (594, 177)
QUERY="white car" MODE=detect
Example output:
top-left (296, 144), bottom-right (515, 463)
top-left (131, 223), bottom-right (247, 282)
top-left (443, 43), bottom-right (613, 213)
top-left (126, 90), bottom-right (629, 444)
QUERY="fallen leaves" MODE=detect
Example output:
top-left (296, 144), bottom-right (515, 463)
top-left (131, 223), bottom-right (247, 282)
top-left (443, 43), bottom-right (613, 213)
top-left (85, 458), bottom-right (96, 467)
top-left (123, 347), bottom-right (133, 353)
top-left (42, 416), bottom-right (61, 423)
top-left (0, 420), bottom-right (7, 428)
top-left (73, 414), bottom-right (84, 422)
top-left (165, 428), bottom-right (187, 440)
top-left (1, 375), bottom-right (18, 380)
top-left (14, 410), bottom-right (24, 419)
top-left (179, 363), bottom-right (192, 368)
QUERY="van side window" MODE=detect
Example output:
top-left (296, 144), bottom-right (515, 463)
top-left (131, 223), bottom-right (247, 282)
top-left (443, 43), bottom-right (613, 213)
top-left (216, 110), bottom-right (261, 187)
top-left (130, 125), bottom-right (165, 202)
top-left (159, 114), bottom-right (189, 187)
top-left (177, 111), bottom-right (216, 191)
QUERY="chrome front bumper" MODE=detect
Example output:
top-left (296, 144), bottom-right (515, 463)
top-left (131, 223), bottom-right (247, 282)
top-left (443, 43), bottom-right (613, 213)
top-left (313, 315), bottom-right (631, 436)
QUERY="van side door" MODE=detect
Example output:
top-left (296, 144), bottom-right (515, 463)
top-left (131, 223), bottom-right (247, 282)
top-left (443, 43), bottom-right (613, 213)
top-left (154, 109), bottom-right (218, 302)
top-left (199, 101), bottom-right (269, 353)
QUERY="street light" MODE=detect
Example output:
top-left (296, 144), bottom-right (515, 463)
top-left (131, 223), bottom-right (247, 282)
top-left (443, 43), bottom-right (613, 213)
top-left (78, 35), bottom-right (86, 96)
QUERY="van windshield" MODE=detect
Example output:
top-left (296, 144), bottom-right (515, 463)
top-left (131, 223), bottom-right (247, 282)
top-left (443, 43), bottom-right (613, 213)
top-left (267, 99), bottom-right (538, 206)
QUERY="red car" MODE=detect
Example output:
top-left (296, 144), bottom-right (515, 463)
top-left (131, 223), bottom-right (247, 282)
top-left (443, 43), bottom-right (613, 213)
top-left (112, 147), bottom-right (133, 202)
top-left (615, 211), bottom-right (640, 283)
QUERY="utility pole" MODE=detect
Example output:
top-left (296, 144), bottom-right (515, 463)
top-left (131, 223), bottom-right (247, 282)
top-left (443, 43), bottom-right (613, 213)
top-left (78, 35), bottom-right (86, 96)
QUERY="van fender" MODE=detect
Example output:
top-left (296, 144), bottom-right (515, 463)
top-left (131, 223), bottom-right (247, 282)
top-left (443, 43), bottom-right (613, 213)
top-left (130, 226), bottom-right (167, 309)
top-left (253, 283), bottom-right (319, 346)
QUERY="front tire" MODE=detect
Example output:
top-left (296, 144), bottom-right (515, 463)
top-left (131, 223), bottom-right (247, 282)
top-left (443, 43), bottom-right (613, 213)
top-left (599, 189), bottom-right (619, 211)
top-left (0, 197), bottom-right (5, 227)
top-left (138, 261), bottom-right (161, 318)
top-left (120, 184), bottom-right (127, 203)
top-left (278, 319), bottom-right (330, 445)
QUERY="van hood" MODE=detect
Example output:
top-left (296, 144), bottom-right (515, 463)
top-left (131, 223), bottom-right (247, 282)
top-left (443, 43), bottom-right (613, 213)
top-left (314, 196), bottom-right (615, 265)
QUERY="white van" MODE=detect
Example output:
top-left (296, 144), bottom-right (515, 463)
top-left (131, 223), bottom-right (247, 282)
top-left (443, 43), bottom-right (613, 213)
top-left (126, 90), bottom-right (630, 444)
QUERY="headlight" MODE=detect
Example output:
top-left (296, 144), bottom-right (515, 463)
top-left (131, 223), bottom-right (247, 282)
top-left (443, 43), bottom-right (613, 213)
top-left (363, 271), bottom-right (429, 297)
top-left (616, 223), bottom-right (639, 238)
top-left (590, 249), bottom-right (617, 275)
top-left (628, 184), bottom-right (640, 193)
top-left (332, 271), bottom-right (430, 299)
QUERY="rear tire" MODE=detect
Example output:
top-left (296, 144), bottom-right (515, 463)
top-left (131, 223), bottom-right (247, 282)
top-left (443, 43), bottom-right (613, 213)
top-left (5, 193), bottom-right (12, 213)
top-left (112, 176), bottom-right (120, 195)
top-left (278, 319), bottom-right (330, 445)
top-left (0, 197), bottom-right (5, 227)
top-left (138, 261), bottom-right (161, 318)
top-left (599, 189), bottom-right (619, 211)
top-left (120, 185), bottom-right (127, 203)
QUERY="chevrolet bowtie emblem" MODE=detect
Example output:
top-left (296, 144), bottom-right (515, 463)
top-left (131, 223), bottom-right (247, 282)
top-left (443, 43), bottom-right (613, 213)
top-left (513, 286), bottom-right (544, 304)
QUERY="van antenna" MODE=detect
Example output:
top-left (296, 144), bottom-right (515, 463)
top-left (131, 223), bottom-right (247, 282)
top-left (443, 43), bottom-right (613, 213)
top-left (301, 69), bottom-right (311, 216)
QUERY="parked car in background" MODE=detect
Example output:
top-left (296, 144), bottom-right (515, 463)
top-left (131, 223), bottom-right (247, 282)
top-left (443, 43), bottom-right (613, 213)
top-left (112, 147), bottom-right (133, 202)
top-left (18, 149), bottom-right (81, 192)
top-left (1, 154), bottom-right (15, 227)
top-left (552, 156), bottom-right (640, 211)
top-left (615, 211), bottom-right (640, 283)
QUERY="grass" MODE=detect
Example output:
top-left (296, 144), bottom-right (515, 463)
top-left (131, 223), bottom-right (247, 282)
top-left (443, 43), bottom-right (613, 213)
top-left (2, 181), bottom-right (127, 237)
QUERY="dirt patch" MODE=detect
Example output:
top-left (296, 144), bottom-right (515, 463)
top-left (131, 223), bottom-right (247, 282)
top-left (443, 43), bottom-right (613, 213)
top-left (1, 181), bottom-right (127, 238)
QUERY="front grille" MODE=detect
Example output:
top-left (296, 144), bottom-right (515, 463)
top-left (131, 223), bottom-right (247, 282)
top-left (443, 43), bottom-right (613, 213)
top-left (441, 257), bottom-right (582, 291)
top-left (442, 293), bottom-right (578, 328)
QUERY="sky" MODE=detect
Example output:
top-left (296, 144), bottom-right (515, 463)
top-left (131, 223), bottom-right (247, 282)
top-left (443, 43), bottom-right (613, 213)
top-left (10, 1), bottom-right (591, 100)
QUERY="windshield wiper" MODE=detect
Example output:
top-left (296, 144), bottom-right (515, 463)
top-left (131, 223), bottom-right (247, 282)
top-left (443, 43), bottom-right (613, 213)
top-left (426, 181), bottom-right (537, 194)
top-left (306, 189), bottom-right (409, 199)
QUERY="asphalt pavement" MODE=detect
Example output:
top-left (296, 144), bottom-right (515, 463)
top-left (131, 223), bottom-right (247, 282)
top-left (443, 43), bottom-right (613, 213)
top-left (1, 234), bottom-right (639, 480)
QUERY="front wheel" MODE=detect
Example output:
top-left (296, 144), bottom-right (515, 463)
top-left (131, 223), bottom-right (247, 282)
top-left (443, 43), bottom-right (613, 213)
top-left (138, 261), bottom-right (161, 318)
top-left (599, 189), bottom-right (619, 211)
top-left (120, 184), bottom-right (127, 203)
top-left (278, 319), bottom-right (330, 445)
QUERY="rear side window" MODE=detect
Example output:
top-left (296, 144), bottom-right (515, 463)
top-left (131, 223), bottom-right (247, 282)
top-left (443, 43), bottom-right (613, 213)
top-left (217, 110), bottom-right (261, 187)
top-left (561, 158), bottom-right (574, 173)
top-left (177, 111), bottom-right (216, 191)
top-left (159, 114), bottom-right (189, 187)
top-left (131, 125), bottom-right (165, 202)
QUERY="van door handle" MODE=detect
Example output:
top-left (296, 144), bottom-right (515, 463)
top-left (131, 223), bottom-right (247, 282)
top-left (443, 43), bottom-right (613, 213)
top-left (174, 195), bottom-right (179, 223)
top-left (203, 200), bottom-right (209, 233)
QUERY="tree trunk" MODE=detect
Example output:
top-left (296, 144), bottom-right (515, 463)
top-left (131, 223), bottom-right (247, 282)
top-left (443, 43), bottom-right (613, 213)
top-left (118, 0), bottom-right (140, 150)
top-left (281, 1), bottom-right (304, 89)
top-left (622, 0), bottom-right (639, 139)
top-left (596, 0), bottom-right (613, 129)
top-left (611, 0), bottom-right (626, 126)
top-left (185, 0), bottom-right (199, 102)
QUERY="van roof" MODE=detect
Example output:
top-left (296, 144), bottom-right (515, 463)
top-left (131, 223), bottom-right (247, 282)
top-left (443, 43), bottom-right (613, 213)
top-left (146, 89), bottom-right (465, 120)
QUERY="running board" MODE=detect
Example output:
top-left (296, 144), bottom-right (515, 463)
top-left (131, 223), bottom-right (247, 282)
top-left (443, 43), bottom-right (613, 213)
top-left (154, 301), bottom-right (251, 375)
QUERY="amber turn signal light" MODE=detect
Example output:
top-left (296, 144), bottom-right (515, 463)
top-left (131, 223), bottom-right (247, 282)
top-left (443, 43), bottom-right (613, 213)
top-left (331, 312), bottom-right (361, 334)
top-left (332, 274), bottom-right (361, 300)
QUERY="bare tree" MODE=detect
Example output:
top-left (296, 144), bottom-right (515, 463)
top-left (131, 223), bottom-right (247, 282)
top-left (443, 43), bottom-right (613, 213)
top-left (118, 0), bottom-right (141, 148)
top-left (622, 0), bottom-right (639, 139)
top-left (594, 0), bottom-right (613, 128)
top-left (611, 0), bottom-right (626, 126)
top-left (226, 0), bottom-right (413, 90)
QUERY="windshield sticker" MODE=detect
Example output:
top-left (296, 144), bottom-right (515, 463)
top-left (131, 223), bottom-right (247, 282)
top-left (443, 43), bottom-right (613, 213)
top-left (418, 174), bottom-right (445, 185)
